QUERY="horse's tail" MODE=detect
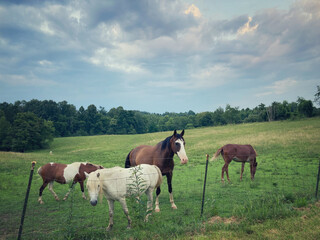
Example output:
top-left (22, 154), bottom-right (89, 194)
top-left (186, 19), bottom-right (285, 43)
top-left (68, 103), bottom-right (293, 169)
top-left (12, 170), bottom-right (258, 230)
top-left (37, 166), bottom-right (43, 176)
top-left (125, 151), bottom-right (132, 168)
top-left (153, 166), bottom-right (163, 188)
top-left (252, 145), bottom-right (258, 157)
top-left (211, 147), bottom-right (223, 161)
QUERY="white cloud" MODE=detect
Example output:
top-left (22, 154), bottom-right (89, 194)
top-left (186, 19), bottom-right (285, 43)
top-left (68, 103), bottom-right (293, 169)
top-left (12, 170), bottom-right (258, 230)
top-left (40, 21), bottom-right (55, 35)
top-left (88, 47), bottom-right (146, 74)
top-left (237, 17), bottom-right (258, 35)
top-left (38, 60), bottom-right (52, 66)
top-left (190, 64), bottom-right (234, 89)
top-left (185, 4), bottom-right (202, 18)
top-left (256, 78), bottom-right (298, 97)
top-left (0, 74), bottom-right (57, 87)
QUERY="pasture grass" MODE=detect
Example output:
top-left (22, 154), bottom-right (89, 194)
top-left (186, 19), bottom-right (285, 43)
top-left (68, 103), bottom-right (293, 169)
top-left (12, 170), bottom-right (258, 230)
top-left (0, 117), bottom-right (320, 239)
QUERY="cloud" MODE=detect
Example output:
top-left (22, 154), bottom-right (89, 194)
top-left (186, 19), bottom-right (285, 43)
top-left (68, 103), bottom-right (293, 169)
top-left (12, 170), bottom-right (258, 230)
top-left (88, 47), bottom-right (147, 74)
top-left (237, 16), bottom-right (258, 35)
top-left (0, 0), bottom-right (319, 112)
top-left (256, 78), bottom-right (298, 97)
top-left (0, 74), bottom-right (57, 87)
top-left (185, 4), bottom-right (202, 18)
top-left (40, 21), bottom-right (55, 35)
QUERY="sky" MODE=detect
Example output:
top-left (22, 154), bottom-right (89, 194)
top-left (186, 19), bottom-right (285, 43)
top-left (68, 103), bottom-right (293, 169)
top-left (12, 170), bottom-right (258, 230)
top-left (0, 0), bottom-right (319, 113)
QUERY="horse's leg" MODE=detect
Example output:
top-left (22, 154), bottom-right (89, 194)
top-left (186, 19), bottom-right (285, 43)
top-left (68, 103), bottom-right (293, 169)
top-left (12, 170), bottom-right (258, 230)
top-left (63, 181), bottom-right (76, 201)
top-left (48, 181), bottom-right (59, 201)
top-left (240, 162), bottom-right (245, 181)
top-left (155, 187), bottom-right (161, 212)
top-left (145, 189), bottom-right (154, 222)
top-left (106, 199), bottom-right (114, 231)
top-left (225, 164), bottom-right (230, 182)
top-left (166, 173), bottom-right (177, 210)
top-left (38, 181), bottom-right (48, 204)
top-left (119, 198), bottom-right (132, 229)
top-left (221, 163), bottom-right (228, 182)
top-left (79, 181), bottom-right (86, 199)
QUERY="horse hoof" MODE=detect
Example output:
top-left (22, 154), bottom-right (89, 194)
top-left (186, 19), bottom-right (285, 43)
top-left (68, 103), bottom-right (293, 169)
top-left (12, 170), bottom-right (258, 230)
top-left (172, 206), bottom-right (177, 210)
top-left (106, 226), bottom-right (113, 231)
top-left (38, 200), bottom-right (44, 204)
top-left (155, 208), bottom-right (160, 213)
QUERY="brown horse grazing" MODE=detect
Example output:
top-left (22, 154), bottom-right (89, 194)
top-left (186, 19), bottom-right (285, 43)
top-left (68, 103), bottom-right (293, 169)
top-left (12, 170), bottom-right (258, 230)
top-left (125, 130), bottom-right (188, 212)
top-left (37, 162), bottom-right (103, 204)
top-left (212, 144), bottom-right (257, 182)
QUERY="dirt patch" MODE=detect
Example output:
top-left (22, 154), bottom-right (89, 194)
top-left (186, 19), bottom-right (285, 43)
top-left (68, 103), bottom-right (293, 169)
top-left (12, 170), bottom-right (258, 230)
top-left (294, 206), bottom-right (311, 211)
top-left (207, 216), bottom-right (240, 225)
top-left (315, 201), bottom-right (320, 208)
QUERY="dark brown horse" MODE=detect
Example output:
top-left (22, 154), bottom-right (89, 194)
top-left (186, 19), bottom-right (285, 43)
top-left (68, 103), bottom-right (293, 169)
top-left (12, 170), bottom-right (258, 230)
top-left (125, 130), bottom-right (188, 212)
top-left (212, 144), bottom-right (257, 182)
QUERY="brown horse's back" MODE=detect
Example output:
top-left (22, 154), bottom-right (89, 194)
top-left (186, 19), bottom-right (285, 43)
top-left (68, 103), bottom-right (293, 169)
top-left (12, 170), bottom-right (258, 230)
top-left (217, 144), bottom-right (256, 162)
top-left (38, 163), bottom-right (67, 184)
top-left (127, 145), bottom-right (158, 166)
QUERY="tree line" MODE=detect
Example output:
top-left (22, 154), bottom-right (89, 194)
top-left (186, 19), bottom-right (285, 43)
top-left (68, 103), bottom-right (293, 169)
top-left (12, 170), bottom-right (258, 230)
top-left (0, 94), bottom-right (319, 152)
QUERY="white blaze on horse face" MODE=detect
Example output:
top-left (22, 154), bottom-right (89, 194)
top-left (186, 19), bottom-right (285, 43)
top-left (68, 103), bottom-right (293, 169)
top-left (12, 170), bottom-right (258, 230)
top-left (175, 139), bottom-right (188, 164)
top-left (86, 178), bottom-right (100, 206)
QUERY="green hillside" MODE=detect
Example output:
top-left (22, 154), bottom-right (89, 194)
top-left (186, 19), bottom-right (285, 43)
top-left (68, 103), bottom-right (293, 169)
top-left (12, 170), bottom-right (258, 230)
top-left (1, 117), bottom-right (320, 239)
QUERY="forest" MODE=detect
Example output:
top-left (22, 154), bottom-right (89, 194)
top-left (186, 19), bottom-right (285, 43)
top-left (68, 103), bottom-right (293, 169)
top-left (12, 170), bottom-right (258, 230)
top-left (0, 94), bottom-right (319, 152)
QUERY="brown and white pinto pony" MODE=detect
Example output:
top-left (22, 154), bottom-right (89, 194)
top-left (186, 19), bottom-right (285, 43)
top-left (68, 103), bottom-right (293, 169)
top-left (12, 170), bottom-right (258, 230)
top-left (212, 144), bottom-right (258, 182)
top-left (37, 162), bottom-right (103, 204)
top-left (125, 130), bottom-right (188, 212)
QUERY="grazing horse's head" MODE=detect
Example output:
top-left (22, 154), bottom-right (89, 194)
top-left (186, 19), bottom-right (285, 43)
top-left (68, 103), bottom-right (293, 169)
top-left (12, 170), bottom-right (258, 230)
top-left (170, 130), bottom-right (188, 164)
top-left (252, 161), bottom-right (258, 180)
top-left (82, 163), bottom-right (104, 174)
top-left (85, 171), bottom-right (102, 206)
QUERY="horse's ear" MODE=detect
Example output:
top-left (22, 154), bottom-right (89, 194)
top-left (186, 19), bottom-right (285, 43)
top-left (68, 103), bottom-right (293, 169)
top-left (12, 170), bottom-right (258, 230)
top-left (97, 172), bottom-right (100, 178)
top-left (84, 172), bottom-right (90, 178)
top-left (173, 130), bottom-right (177, 136)
top-left (181, 129), bottom-right (185, 137)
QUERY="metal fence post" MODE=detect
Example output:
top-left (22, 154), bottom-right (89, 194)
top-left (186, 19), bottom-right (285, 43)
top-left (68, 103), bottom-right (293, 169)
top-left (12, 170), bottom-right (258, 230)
top-left (201, 154), bottom-right (209, 217)
top-left (315, 159), bottom-right (320, 199)
top-left (18, 161), bottom-right (36, 240)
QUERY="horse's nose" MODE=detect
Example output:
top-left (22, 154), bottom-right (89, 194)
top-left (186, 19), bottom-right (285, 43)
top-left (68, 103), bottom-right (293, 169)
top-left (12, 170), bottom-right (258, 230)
top-left (90, 200), bottom-right (97, 206)
top-left (181, 158), bottom-right (188, 164)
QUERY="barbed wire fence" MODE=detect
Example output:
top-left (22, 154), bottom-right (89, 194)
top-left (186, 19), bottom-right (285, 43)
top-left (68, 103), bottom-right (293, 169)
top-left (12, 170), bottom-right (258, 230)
top-left (8, 155), bottom-right (320, 239)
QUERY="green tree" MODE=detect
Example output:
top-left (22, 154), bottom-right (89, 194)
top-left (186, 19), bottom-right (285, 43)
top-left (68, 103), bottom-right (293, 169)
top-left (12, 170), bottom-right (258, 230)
top-left (297, 97), bottom-right (313, 117)
top-left (196, 112), bottom-right (213, 127)
top-left (224, 104), bottom-right (241, 124)
top-left (314, 86), bottom-right (320, 106)
top-left (212, 107), bottom-right (226, 125)
top-left (0, 113), bottom-right (12, 151)
top-left (11, 112), bottom-right (54, 152)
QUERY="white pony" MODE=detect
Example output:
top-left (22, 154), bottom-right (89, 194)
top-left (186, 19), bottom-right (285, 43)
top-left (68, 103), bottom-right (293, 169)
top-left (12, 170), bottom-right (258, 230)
top-left (85, 164), bottom-right (162, 230)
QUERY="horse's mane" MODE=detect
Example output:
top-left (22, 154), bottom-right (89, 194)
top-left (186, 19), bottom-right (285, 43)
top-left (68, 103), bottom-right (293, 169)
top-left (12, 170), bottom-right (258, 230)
top-left (161, 136), bottom-right (172, 151)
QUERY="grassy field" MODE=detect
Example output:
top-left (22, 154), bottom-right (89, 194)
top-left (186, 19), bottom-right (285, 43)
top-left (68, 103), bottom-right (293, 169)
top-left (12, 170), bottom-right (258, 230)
top-left (0, 117), bottom-right (320, 239)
